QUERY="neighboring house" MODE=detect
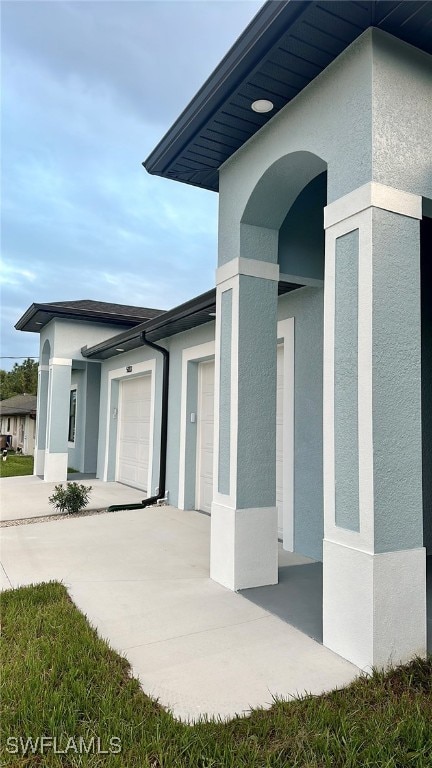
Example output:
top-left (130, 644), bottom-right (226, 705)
top-left (16, 1), bottom-right (431, 673)
top-left (0, 394), bottom-right (37, 455)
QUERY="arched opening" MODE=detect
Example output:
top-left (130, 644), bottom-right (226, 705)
top-left (238, 151), bottom-right (328, 642)
top-left (41, 339), bottom-right (50, 367)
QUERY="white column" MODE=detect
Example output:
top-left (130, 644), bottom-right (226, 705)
top-left (323, 182), bottom-right (426, 669)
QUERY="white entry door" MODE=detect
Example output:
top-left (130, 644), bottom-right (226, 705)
top-left (196, 360), bottom-right (215, 513)
top-left (117, 375), bottom-right (151, 491)
top-left (276, 344), bottom-right (284, 538)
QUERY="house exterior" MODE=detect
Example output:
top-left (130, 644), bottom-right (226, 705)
top-left (16, 1), bottom-right (431, 672)
top-left (0, 394), bottom-right (37, 455)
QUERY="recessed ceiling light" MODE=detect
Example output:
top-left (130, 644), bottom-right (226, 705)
top-left (35, 322), bottom-right (43, 326)
top-left (209, 312), bottom-right (216, 317)
top-left (115, 348), bottom-right (125, 352)
top-left (251, 99), bottom-right (274, 114)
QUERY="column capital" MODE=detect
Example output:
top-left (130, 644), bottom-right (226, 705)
top-left (49, 357), bottom-right (72, 367)
top-left (216, 256), bottom-right (279, 287)
top-left (324, 182), bottom-right (422, 230)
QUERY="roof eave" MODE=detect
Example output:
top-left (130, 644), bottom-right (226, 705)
top-left (143, 0), bottom-right (303, 180)
top-left (82, 289), bottom-right (217, 359)
top-left (15, 303), bottom-right (156, 333)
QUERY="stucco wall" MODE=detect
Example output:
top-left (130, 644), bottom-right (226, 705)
top-left (278, 288), bottom-right (324, 561)
top-left (371, 31), bottom-right (432, 201)
top-left (218, 29), bottom-right (432, 268)
top-left (278, 173), bottom-right (326, 282)
top-left (52, 319), bottom-right (129, 360)
top-left (67, 363), bottom-right (101, 473)
top-left (218, 28), bottom-right (374, 265)
top-left (67, 369), bottom-right (84, 471)
top-left (164, 322), bottom-right (216, 508)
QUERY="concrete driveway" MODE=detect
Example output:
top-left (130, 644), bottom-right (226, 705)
top-left (0, 475), bottom-right (145, 521)
top-left (0, 482), bottom-right (360, 721)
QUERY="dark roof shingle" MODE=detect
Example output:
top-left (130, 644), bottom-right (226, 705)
top-left (0, 394), bottom-right (37, 416)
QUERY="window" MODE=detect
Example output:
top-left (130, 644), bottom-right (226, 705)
top-left (19, 419), bottom-right (24, 445)
top-left (7, 417), bottom-right (10, 432)
top-left (13, 417), bottom-right (17, 435)
top-left (68, 389), bottom-right (77, 443)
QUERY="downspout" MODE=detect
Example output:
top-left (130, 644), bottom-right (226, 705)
top-left (107, 332), bottom-right (169, 512)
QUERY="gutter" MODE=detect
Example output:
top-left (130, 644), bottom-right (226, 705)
top-left (81, 288), bottom-right (216, 360)
top-left (107, 333), bottom-right (170, 512)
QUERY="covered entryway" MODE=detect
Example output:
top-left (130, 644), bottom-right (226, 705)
top-left (117, 375), bottom-right (151, 491)
top-left (196, 360), bottom-right (215, 513)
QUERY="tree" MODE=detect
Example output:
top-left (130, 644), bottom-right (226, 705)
top-left (0, 359), bottom-right (38, 400)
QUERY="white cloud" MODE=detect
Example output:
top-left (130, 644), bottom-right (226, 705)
top-left (0, 262), bottom-right (37, 286)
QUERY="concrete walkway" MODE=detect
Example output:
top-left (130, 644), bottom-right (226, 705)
top-left (0, 492), bottom-right (360, 721)
top-left (0, 475), bottom-right (145, 521)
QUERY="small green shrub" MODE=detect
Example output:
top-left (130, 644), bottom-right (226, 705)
top-left (48, 482), bottom-right (92, 515)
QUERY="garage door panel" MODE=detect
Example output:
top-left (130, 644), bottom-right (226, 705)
top-left (117, 375), bottom-right (151, 492)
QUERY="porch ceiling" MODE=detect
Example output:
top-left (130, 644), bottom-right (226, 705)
top-left (144, 0), bottom-right (432, 192)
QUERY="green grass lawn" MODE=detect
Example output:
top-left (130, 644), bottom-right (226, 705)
top-left (0, 455), bottom-right (79, 479)
top-left (0, 454), bottom-right (33, 478)
top-left (1, 582), bottom-right (431, 767)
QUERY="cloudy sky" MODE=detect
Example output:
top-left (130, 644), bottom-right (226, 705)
top-left (1, 0), bottom-right (263, 369)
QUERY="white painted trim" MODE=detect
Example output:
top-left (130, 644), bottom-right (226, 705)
top-left (279, 272), bottom-right (324, 288)
top-left (34, 448), bottom-right (45, 476)
top-left (195, 359), bottom-right (215, 514)
top-left (323, 540), bottom-right (426, 669)
top-left (216, 256), bottom-right (279, 286)
top-left (49, 357), bottom-right (72, 367)
top-left (44, 451), bottom-right (68, 482)
top-left (324, 208), bottom-right (375, 552)
top-left (212, 275), bottom-right (239, 510)
top-left (103, 359), bottom-right (156, 490)
top-left (277, 317), bottom-right (295, 552)
top-left (178, 340), bottom-right (215, 510)
top-left (210, 502), bottom-right (278, 590)
top-left (324, 182), bottom-right (422, 229)
top-left (38, 364), bottom-right (49, 372)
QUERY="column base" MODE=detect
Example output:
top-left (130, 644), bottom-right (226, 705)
top-left (323, 539), bottom-right (426, 669)
top-left (34, 449), bottom-right (45, 476)
top-left (210, 502), bottom-right (278, 590)
top-left (44, 452), bottom-right (68, 482)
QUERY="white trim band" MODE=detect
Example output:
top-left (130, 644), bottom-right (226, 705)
top-left (49, 357), bottom-right (72, 367)
top-left (216, 256), bottom-right (279, 286)
top-left (324, 182), bottom-right (422, 229)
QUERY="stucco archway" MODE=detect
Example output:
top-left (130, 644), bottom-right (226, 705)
top-left (211, 150), bottom-right (328, 591)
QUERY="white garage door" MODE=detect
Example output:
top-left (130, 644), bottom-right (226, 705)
top-left (196, 360), bottom-right (215, 514)
top-left (117, 375), bottom-right (151, 491)
top-left (276, 344), bottom-right (284, 538)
